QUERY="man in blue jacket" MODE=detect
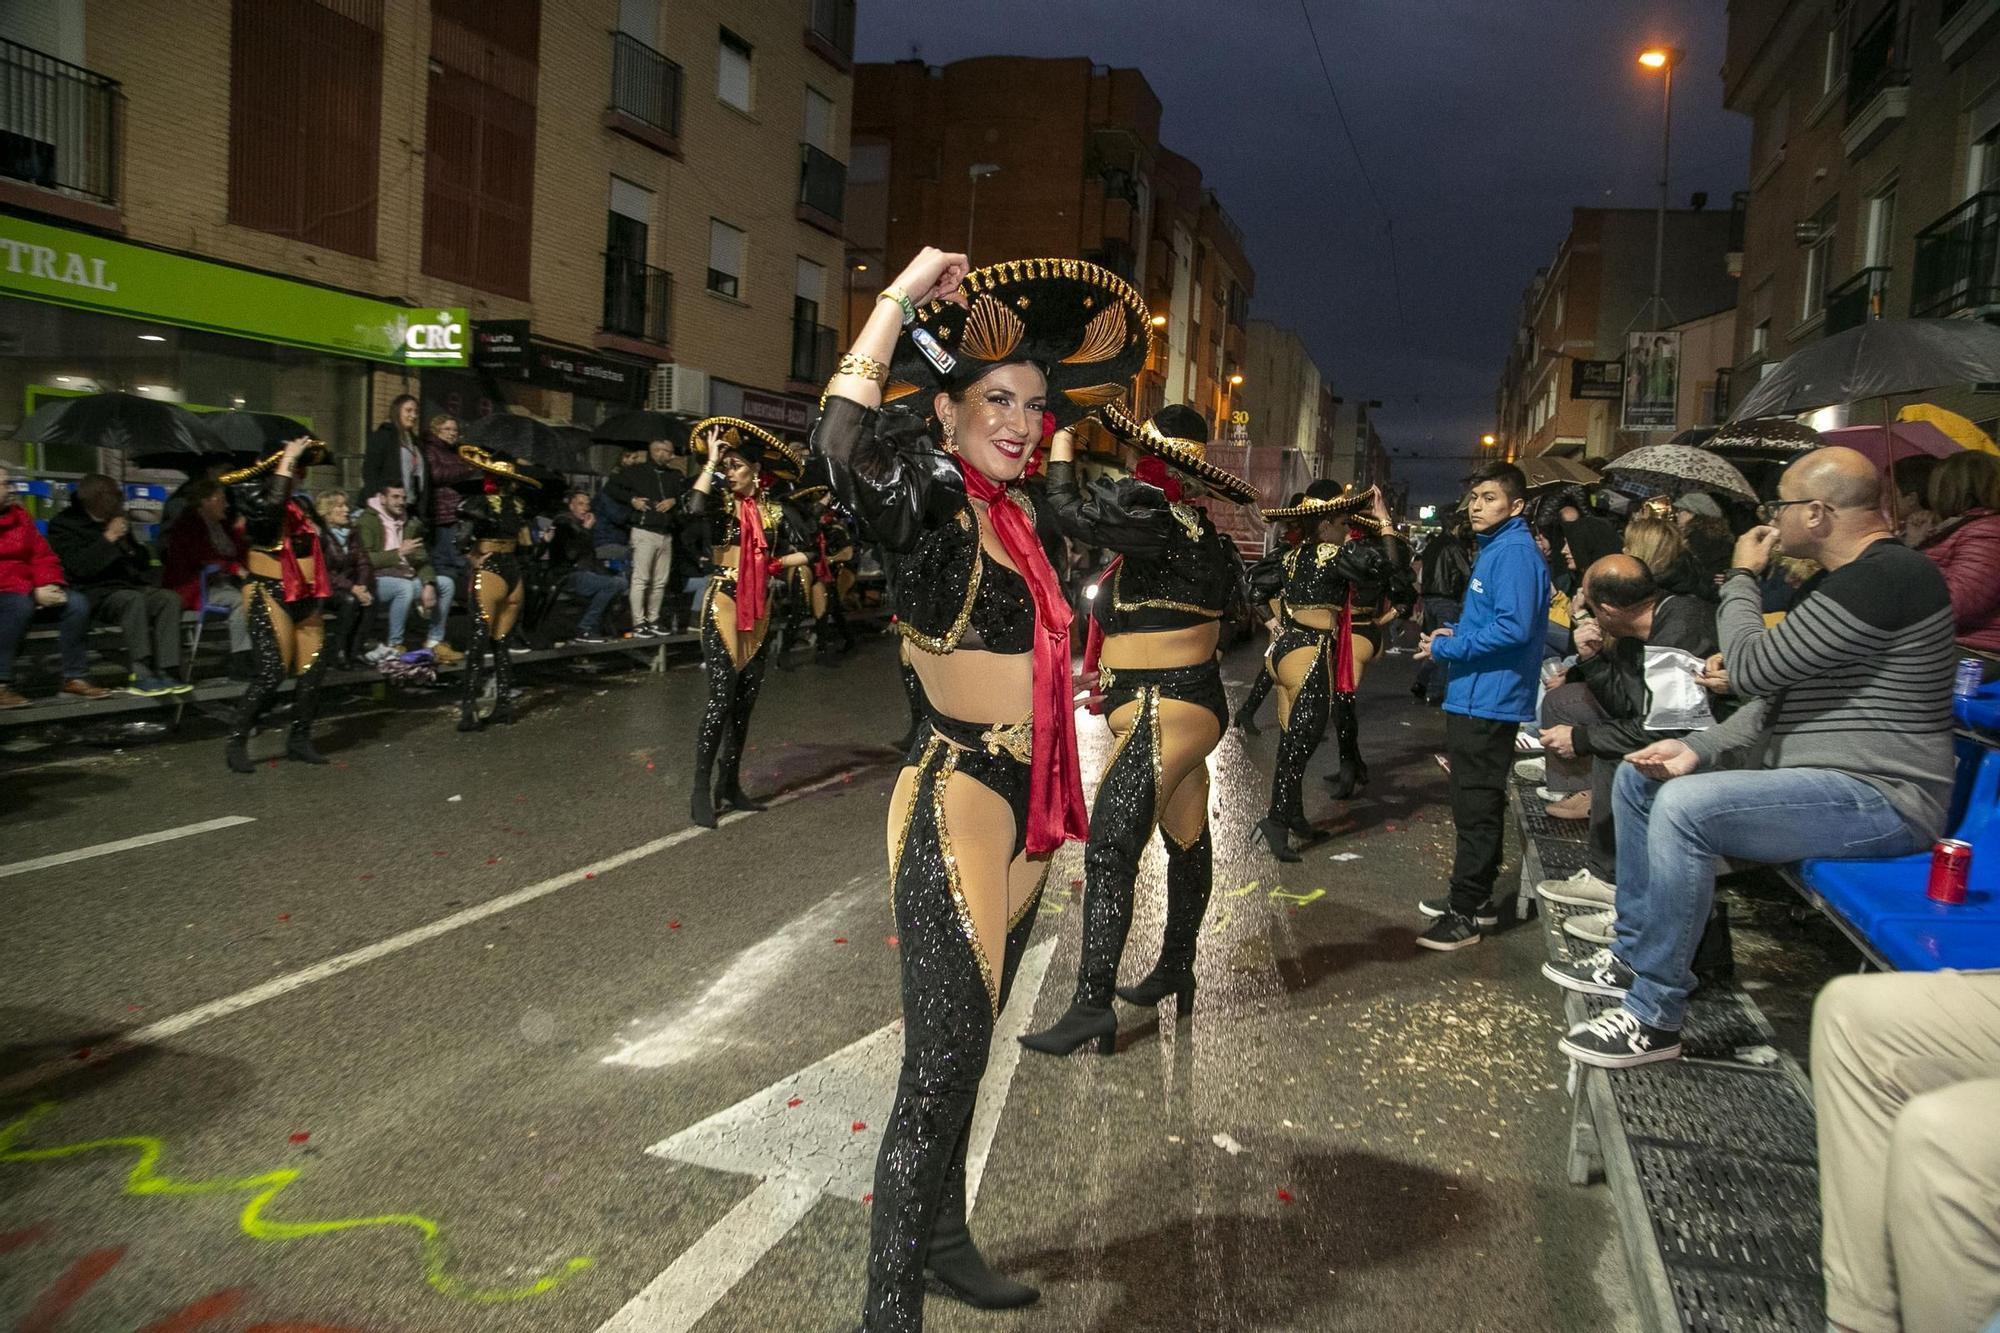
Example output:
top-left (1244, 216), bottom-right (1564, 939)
top-left (1413, 460), bottom-right (1549, 950)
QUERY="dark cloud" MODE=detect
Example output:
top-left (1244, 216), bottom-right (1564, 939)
top-left (857, 1), bottom-right (1747, 504)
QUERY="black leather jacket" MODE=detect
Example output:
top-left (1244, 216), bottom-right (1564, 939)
top-left (1044, 460), bottom-right (1247, 634)
top-left (1248, 533), bottom-right (1413, 619)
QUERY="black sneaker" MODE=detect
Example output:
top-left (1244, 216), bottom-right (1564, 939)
top-left (1558, 1007), bottom-right (1682, 1069)
top-left (1414, 912), bottom-right (1481, 952)
top-left (1541, 949), bottom-right (1636, 999)
top-left (572, 631), bottom-right (611, 645)
top-left (1419, 896), bottom-right (1499, 927)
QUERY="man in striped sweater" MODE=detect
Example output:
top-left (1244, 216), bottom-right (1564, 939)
top-left (1546, 447), bottom-right (1958, 1068)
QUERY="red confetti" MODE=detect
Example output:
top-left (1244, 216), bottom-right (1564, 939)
top-left (668, 920), bottom-right (681, 929)
top-left (485, 857), bottom-right (499, 865)
top-left (645, 762), bottom-right (655, 770)
top-left (1276, 1188), bottom-right (1293, 1203)
top-left (584, 872), bottom-right (597, 880)
top-left (862, 1192), bottom-right (873, 1203)
top-left (833, 937), bottom-right (848, 944)
top-left (276, 913), bottom-right (291, 921)
top-left (126, 1004), bottom-right (142, 1012)
top-left (289, 1132), bottom-right (310, 1144)
top-left (432, 850), bottom-right (448, 857)
top-left (1385, 823), bottom-right (1400, 832)
top-left (334, 761), bottom-right (350, 769)
top-left (851, 1121), bottom-right (867, 1132)
top-left (886, 935), bottom-right (899, 947)
top-left (1071, 878), bottom-right (1084, 889)
top-left (358, 873), bottom-right (375, 881)
top-left (786, 1097), bottom-right (803, 1107)
top-left (74, 1047), bottom-right (92, 1061)
top-left (268, 759), bottom-right (279, 768)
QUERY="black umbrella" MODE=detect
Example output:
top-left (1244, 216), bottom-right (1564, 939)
top-left (15, 391), bottom-right (225, 458)
top-left (1732, 318), bottom-right (2000, 420)
top-left (197, 409), bottom-right (314, 453)
top-left (462, 413), bottom-right (587, 474)
top-left (591, 409), bottom-right (696, 445)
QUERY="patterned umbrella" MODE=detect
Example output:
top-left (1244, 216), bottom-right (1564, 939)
top-left (1602, 443), bottom-right (1757, 502)
top-left (1705, 416), bottom-right (1821, 455)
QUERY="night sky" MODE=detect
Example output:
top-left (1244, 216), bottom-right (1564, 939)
top-left (855, 2), bottom-right (1750, 506)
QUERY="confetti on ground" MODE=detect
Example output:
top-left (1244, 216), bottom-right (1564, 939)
top-left (669, 920), bottom-right (681, 929)
top-left (1276, 1188), bottom-right (1293, 1203)
top-left (447, 794), bottom-right (462, 802)
top-left (851, 1121), bottom-right (867, 1132)
top-left (833, 937), bottom-right (848, 944)
top-left (1329, 852), bottom-right (1362, 862)
top-left (276, 914), bottom-right (290, 922)
top-left (1211, 1132), bottom-right (1246, 1155)
top-left (289, 1132), bottom-right (310, 1144)
top-left (786, 1098), bottom-right (803, 1108)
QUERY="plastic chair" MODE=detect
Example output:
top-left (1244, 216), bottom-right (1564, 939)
top-left (183, 563), bottom-right (238, 685)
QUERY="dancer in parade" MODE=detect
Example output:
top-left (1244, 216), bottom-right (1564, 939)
top-left (1020, 402), bottom-right (1256, 1055)
top-left (818, 247), bottom-right (1149, 1331)
top-left (682, 417), bottom-right (809, 827)
top-left (1249, 480), bottom-right (1411, 861)
top-left (1230, 495), bottom-right (1307, 735)
top-left (223, 436), bottom-right (333, 773)
top-left (452, 445), bottom-right (542, 733)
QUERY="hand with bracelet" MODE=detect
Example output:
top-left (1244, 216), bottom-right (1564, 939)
top-left (823, 247), bottom-right (969, 408)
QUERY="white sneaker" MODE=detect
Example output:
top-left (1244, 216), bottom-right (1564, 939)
top-left (1536, 867), bottom-right (1617, 909)
top-left (1561, 908), bottom-right (1617, 946)
top-left (363, 644), bottom-right (394, 665)
top-left (1535, 785), bottom-right (1560, 802)
top-left (1513, 757), bottom-right (1545, 782)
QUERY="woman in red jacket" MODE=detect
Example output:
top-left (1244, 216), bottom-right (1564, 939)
top-left (161, 477), bottom-right (252, 674)
top-left (1921, 450), bottom-right (2000, 667)
top-left (0, 463), bottom-right (106, 705)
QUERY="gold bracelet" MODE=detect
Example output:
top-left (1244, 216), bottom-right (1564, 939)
top-left (836, 351), bottom-right (889, 384)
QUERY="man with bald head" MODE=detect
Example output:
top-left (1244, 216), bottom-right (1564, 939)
top-left (1547, 446), bottom-right (1957, 1071)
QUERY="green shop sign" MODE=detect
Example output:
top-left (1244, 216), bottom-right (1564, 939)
top-left (0, 215), bottom-right (468, 367)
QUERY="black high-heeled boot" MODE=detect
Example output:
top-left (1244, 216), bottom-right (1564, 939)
top-left (1117, 826), bottom-right (1211, 1014)
top-left (1323, 691), bottom-right (1367, 798)
top-left (458, 604), bottom-right (490, 733)
top-left (1233, 668), bottom-right (1274, 735)
top-left (227, 600), bottom-right (282, 774)
top-left (924, 1105), bottom-right (1039, 1309)
top-left (715, 653), bottom-right (768, 812)
top-left (285, 646), bottom-right (330, 764)
top-left (488, 636), bottom-right (516, 725)
top-left (1262, 652), bottom-right (1329, 859)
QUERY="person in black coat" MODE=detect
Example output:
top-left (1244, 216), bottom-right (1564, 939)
top-left (361, 394), bottom-right (426, 508)
top-left (46, 474), bottom-right (189, 695)
top-left (602, 439), bottom-right (687, 635)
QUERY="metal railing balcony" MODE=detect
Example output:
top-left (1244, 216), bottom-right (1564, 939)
top-left (791, 318), bottom-right (837, 383)
top-left (1825, 266), bottom-right (1891, 333)
top-left (603, 254), bottom-right (672, 344)
top-left (1846, 3), bottom-right (1907, 122)
top-left (0, 38), bottom-right (120, 206)
top-left (609, 32), bottom-right (682, 139)
top-left (798, 142), bottom-right (846, 222)
top-left (1912, 192), bottom-right (2000, 318)
top-left (806, 0), bottom-right (856, 62)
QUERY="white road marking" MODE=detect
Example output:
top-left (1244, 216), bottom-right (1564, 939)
top-left (596, 938), bottom-right (1057, 1332)
top-left (0, 770), bottom-right (862, 1099)
top-left (0, 816), bottom-right (256, 880)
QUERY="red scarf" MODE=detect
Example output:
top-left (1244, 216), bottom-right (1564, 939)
top-left (958, 461), bottom-right (1088, 853)
top-left (1332, 523), bottom-right (1373, 694)
top-left (281, 499), bottom-right (329, 602)
top-left (734, 494), bottom-right (769, 632)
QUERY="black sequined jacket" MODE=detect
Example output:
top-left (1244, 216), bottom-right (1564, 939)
top-left (454, 490), bottom-right (533, 543)
top-left (814, 393), bottom-right (1065, 656)
top-left (1045, 460), bottom-right (1247, 635)
top-left (1248, 534), bottom-right (1415, 620)
top-left (229, 472), bottom-right (321, 557)
top-left (682, 487), bottom-right (802, 563)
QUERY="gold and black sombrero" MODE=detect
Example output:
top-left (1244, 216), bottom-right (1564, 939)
top-left (217, 439), bottom-right (330, 484)
top-left (884, 258), bottom-right (1152, 428)
top-left (1260, 479), bottom-right (1382, 530)
top-left (1099, 403), bottom-right (1260, 505)
top-left (457, 443), bottom-right (544, 488)
top-left (689, 416), bottom-right (805, 482)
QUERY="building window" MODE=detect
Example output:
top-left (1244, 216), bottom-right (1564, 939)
top-left (605, 177), bottom-right (666, 342)
top-left (708, 219), bottom-right (745, 299)
top-left (1968, 99), bottom-right (2000, 197)
top-left (1821, 0), bottom-right (1851, 94)
top-left (717, 28), bottom-right (752, 112)
top-left (227, 0), bottom-right (385, 258)
top-left (792, 258), bottom-right (832, 381)
top-left (422, 1), bottom-right (540, 299)
top-left (1865, 182), bottom-right (1896, 267)
top-left (1749, 276), bottom-right (1773, 356)
top-left (1801, 200), bottom-right (1837, 321)
top-left (803, 86), bottom-right (834, 152)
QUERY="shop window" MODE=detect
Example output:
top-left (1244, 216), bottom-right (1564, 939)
top-left (422, 0), bottom-right (541, 300)
top-left (718, 28), bottom-right (752, 112)
top-left (709, 219), bottom-right (745, 299)
top-left (227, 0), bottom-right (385, 258)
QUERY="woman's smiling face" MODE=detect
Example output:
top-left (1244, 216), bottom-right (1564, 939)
top-left (937, 362), bottom-right (1048, 484)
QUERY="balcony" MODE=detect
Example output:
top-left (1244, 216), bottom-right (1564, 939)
top-left (1824, 266), bottom-right (1890, 333)
top-left (790, 318), bottom-right (837, 386)
top-left (601, 253), bottom-right (672, 351)
top-left (797, 142), bottom-right (845, 236)
top-left (1940, 0), bottom-right (2000, 62)
top-left (804, 0), bottom-right (856, 71)
top-left (0, 39), bottom-right (122, 226)
top-left (1842, 4), bottom-right (1909, 158)
top-left (604, 32), bottom-right (682, 156)
top-left (1912, 192), bottom-right (2000, 318)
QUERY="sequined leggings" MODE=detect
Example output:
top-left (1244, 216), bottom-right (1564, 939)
top-left (863, 714), bottom-right (1046, 1332)
top-left (462, 553), bottom-right (525, 721)
top-left (1266, 623), bottom-right (1333, 825)
top-left (693, 578), bottom-right (771, 801)
top-left (232, 577), bottom-right (327, 748)
top-left (1071, 661), bottom-right (1225, 1008)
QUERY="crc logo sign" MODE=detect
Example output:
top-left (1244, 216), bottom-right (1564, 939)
top-left (404, 310), bottom-right (467, 361)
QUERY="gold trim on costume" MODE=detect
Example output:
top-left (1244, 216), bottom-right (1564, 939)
top-left (889, 733), bottom-right (943, 894)
top-left (896, 514), bottom-right (983, 656)
top-left (1110, 563), bottom-right (1223, 618)
top-left (930, 742), bottom-right (999, 1014)
top-left (1061, 304), bottom-right (1126, 365)
top-left (1146, 687), bottom-right (1166, 827)
top-left (1062, 383), bottom-right (1126, 409)
top-left (1009, 861), bottom-right (1049, 930)
top-left (978, 717), bottom-right (1033, 766)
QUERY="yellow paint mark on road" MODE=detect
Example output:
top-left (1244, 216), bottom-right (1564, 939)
top-left (1269, 888), bottom-right (1326, 906)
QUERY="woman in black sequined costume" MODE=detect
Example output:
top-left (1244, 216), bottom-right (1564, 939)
top-left (681, 418), bottom-right (810, 827)
top-left (452, 445), bottom-right (540, 733)
top-left (1019, 403), bottom-right (1255, 1056)
top-left (222, 436), bottom-right (334, 775)
top-left (1248, 481), bottom-right (1413, 861)
top-left (820, 248), bottom-right (1149, 1333)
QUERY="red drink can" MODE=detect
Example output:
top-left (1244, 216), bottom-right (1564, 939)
top-left (1927, 839), bottom-right (1973, 905)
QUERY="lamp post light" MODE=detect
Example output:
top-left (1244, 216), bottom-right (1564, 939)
top-left (1638, 46), bottom-right (1683, 331)
top-left (966, 163), bottom-right (1001, 257)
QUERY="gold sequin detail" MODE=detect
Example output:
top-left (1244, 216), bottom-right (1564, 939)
top-left (961, 296), bottom-right (1027, 362)
top-left (1169, 502), bottom-right (1204, 542)
top-left (889, 733), bottom-right (944, 897)
top-left (1063, 382), bottom-right (1126, 409)
top-left (931, 743), bottom-right (999, 1014)
top-left (896, 515), bottom-right (983, 656)
top-left (979, 717), bottom-right (1034, 765)
top-left (1009, 861), bottom-right (1050, 929)
top-left (1110, 562), bottom-right (1222, 618)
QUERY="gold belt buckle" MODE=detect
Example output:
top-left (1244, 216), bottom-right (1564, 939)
top-left (1097, 665), bottom-right (1116, 691)
top-left (980, 718), bottom-right (1033, 765)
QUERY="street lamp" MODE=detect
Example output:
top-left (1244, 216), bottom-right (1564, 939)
top-left (1481, 432), bottom-right (1497, 448)
top-left (967, 163), bottom-right (1001, 256)
top-left (1638, 46), bottom-right (1683, 330)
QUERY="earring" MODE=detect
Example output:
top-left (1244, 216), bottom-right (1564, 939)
top-left (941, 418), bottom-right (958, 452)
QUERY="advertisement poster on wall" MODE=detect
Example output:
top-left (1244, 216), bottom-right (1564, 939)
top-left (1621, 330), bottom-right (1681, 431)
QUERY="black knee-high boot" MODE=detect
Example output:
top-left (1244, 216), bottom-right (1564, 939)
top-left (813, 610), bottom-right (846, 665)
top-left (716, 645), bottom-right (769, 811)
top-left (1323, 691), bottom-right (1366, 798)
top-left (1118, 826), bottom-right (1212, 1013)
top-left (459, 595), bottom-right (491, 732)
top-left (1259, 651), bottom-right (1330, 861)
top-left (826, 594), bottom-right (854, 651)
top-left (227, 592), bottom-right (284, 774)
top-left (285, 623), bottom-right (332, 764)
top-left (1234, 667), bottom-right (1274, 734)
top-left (489, 632), bottom-right (516, 725)
top-left (689, 622), bottom-right (736, 828)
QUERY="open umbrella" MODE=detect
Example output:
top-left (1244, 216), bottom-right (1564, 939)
top-left (1515, 455), bottom-right (1600, 490)
top-left (462, 413), bottom-right (588, 474)
top-left (1602, 443), bottom-right (1757, 502)
top-left (1705, 415), bottom-right (1822, 456)
top-left (1818, 420), bottom-right (1962, 470)
top-left (195, 409), bottom-right (314, 454)
top-left (1898, 403), bottom-right (1999, 455)
top-left (14, 391), bottom-right (225, 458)
top-left (1732, 318), bottom-right (2000, 421)
top-left (591, 408), bottom-right (696, 445)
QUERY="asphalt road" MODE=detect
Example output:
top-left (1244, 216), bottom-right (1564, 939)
top-left (1, 635), bottom-right (1636, 1333)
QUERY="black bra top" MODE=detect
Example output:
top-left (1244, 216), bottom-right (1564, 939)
top-left (230, 471), bottom-right (320, 554)
top-left (454, 490), bottom-right (532, 540)
top-left (816, 394), bottom-right (1060, 658)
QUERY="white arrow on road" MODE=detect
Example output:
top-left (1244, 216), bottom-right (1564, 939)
top-left (592, 937), bottom-right (1056, 1333)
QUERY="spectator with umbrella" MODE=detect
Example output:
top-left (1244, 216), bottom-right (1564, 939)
top-left (1916, 450), bottom-right (2000, 676)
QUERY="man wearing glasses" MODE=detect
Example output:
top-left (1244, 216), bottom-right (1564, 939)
top-left (1544, 446), bottom-right (1958, 1068)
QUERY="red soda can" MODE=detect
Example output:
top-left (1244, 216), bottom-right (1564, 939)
top-left (1927, 839), bottom-right (1973, 905)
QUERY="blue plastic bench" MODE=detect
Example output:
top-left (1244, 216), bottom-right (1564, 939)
top-left (1794, 734), bottom-right (2000, 971)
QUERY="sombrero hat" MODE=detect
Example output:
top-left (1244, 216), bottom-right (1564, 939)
top-left (884, 258), bottom-right (1152, 428)
top-left (689, 416), bottom-right (805, 482)
top-left (1260, 479), bottom-right (1383, 530)
top-left (456, 443), bottom-right (544, 488)
top-left (1099, 403), bottom-right (1259, 505)
top-left (785, 484), bottom-right (830, 506)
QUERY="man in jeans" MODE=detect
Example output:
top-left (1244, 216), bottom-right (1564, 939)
top-left (1413, 460), bottom-right (1549, 950)
top-left (0, 463), bottom-right (105, 706)
top-left (356, 485), bottom-right (460, 663)
top-left (46, 474), bottom-right (189, 696)
top-left (551, 490), bottom-right (627, 643)
top-left (604, 438), bottom-right (684, 636)
top-left (1548, 448), bottom-right (1958, 1067)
